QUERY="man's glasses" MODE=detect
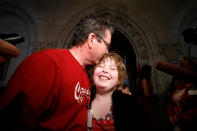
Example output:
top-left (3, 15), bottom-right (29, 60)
top-left (94, 33), bottom-right (111, 49)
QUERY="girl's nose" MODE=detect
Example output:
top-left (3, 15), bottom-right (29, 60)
top-left (102, 67), bottom-right (109, 73)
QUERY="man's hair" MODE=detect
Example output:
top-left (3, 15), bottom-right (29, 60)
top-left (95, 52), bottom-right (127, 87)
top-left (72, 14), bottom-right (114, 46)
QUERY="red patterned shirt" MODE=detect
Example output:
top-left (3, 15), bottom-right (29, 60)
top-left (92, 107), bottom-right (115, 131)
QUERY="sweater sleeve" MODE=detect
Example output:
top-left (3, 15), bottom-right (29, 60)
top-left (0, 52), bottom-right (58, 130)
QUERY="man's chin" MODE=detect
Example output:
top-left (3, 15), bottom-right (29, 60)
top-left (90, 57), bottom-right (101, 65)
top-left (87, 62), bottom-right (97, 66)
top-left (93, 60), bottom-right (99, 65)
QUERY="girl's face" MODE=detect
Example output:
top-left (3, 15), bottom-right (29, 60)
top-left (93, 58), bottom-right (119, 94)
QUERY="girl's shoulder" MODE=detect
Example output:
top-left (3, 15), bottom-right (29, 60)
top-left (112, 90), bottom-right (140, 107)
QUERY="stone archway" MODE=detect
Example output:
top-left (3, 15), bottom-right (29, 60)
top-left (57, 7), bottom-right (158, 93)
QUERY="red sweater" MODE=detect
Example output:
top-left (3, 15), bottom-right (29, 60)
top-left (0, 49), bottom-right (91, 130)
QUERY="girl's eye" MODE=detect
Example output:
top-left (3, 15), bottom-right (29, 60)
top-left (110, 67), bottom-right (117, 70)
top-left (97, 65), bottom-right (104, 68)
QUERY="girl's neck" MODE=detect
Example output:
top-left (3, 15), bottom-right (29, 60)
top-left (91, 92), bottom-right (113, 119)
top-left (94, 91), bottom-right (113, 101)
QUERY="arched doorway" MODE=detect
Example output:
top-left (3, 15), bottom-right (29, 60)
top-left (110, 29), bottom-right (137, 93)
top-left (57, 8), bottom-right (158, 94)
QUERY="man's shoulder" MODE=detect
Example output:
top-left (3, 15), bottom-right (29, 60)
top-left (22, 49), bottom-right (69, 68)
top-left (31, 49), bottom-right (69, 59)
top-left (37, 49), bottom-right (68, 55)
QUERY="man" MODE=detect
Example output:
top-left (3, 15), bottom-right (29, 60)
top-left (0, 15), bottom-right (113, 130)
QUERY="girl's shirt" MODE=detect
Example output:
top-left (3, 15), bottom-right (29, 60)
top-left (92, 107), bottom-right (115, 131)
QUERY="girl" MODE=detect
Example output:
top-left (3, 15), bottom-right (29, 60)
top-left (89, 52), bottom-right (151, 131)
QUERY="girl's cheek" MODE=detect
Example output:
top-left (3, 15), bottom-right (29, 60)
top-left (94, 70), bottom-right (100, 77)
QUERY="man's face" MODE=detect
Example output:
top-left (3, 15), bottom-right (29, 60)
top-left (90, 29), bottom-right (112, 65)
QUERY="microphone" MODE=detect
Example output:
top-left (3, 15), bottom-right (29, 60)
top-left (0, 33), bottom-right (25, 45)
top-left (156, 60), bottom-right (197, 82)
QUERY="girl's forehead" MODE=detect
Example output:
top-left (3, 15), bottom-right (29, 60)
top-left (100, 57), bottom-right (115, 64)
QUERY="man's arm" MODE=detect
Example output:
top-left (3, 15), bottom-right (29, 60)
top-left (0, 52), bottom-right (57, 129)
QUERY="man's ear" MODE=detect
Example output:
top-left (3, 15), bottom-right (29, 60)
top-left (87, 33), bottom-right (96, 48)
